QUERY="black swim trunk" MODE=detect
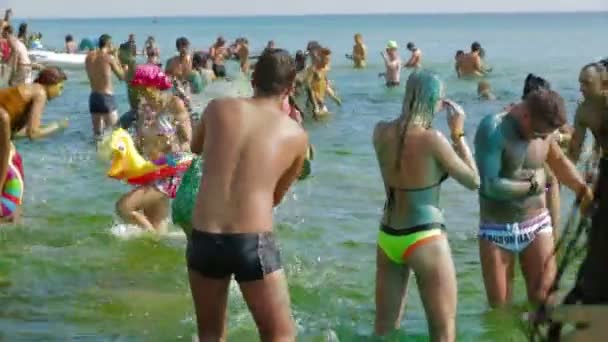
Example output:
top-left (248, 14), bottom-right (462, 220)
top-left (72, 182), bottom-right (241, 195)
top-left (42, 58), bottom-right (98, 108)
top-left (386, 81), bottom-right (400, 88)
top-left (186, 230), bottom-right (282, 283)
top-left (89, 92), bottom-right (117, 114)
top-left (212, 63), bottom-right (226, 78)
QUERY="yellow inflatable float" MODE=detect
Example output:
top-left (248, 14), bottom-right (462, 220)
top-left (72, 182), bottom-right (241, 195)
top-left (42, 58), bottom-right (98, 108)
top-left (98, 128), bottom-right (193, 185)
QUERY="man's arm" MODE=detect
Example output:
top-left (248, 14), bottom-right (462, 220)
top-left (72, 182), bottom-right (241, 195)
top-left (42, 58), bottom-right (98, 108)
top-left (273, 132), bottom-right (309, 206)
top-left (109, 56), bottom-right (126, 81)
top-left (568, 106), bottom-right (587, 163)
top-left (548, 140), bottom-right (586, 195)
top-left (404, 52), bottom-right (419, 68)
top-left (191, 100), bottom-right (218, 154)
top-left (474, 115), bottom-right (532, 200)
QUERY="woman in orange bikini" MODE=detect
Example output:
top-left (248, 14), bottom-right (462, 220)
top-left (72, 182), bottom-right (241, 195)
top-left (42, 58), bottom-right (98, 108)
top-left (0, 66), bottom-right (68, 222)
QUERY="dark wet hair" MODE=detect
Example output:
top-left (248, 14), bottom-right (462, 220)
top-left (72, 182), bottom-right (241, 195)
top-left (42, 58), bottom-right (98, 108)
top-left (471, 41), bottom-right (481, 52)
top-left (176, 37), bottom-right (189, 49)
top-left (192, 51), bottom-right (208, 68)
top-left (582, 62), bottom-right (607, 74)
top-left (455, 50), bottom-right (464, 57)
top-left (34, 66), bottom-right (67, 85)
top-left (525, 89), bottom-right (567, 129)
top-left (17, 22), bottom-right (26, 39)
top-left (98, 34), bottom-right (112, 49)
top-left (65, 34), bottom-right (73, 42)
top-left (523, 74), bottom-right (551, 100)
top-left (406, 42), bottom-right (415, 50)
top-left (295, 50), bottom-right (306, 72)
top-left (252, 48), bottom-right (296, 96)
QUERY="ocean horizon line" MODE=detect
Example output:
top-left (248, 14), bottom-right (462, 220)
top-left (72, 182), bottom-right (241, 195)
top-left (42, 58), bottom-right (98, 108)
top-left (17, 10), bottom-right (607, 21)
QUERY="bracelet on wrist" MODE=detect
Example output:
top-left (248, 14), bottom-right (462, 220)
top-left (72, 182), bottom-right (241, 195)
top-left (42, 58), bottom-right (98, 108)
top-left (451, 132), bottom-right (465, 142)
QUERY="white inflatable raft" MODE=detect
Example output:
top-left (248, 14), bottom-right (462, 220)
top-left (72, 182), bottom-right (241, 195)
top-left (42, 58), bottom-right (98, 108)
top-left (28, 50), bottom-right (86, 68)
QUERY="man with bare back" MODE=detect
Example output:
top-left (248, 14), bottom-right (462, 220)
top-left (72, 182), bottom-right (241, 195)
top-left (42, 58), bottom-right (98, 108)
top-left (474, 89), bottom-right (592, 307)
top-left (187, 48), bottom-right (309, 341)
top-left (85, 34), bottom-right (126, 138)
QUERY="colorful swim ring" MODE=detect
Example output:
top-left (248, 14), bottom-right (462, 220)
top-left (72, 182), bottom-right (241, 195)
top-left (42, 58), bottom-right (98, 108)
top-left (99, 128), bottom-right (193, 186)
top-left (1, 148), bottom-right (24, 218)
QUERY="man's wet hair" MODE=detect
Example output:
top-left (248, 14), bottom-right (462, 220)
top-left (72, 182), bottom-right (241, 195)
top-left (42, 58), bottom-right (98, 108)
top-left (523, 73), bottom-right (551, 100)
top-left (176, 37), bottom-right (189, 50)
top-left (525, 89), bottom-right (567, 129)
top-left (65, 35), bottom-right (73, 42)
top-left (17, 22), bottom-right (26, 38)
top-left (192, 51), bottom-right (208, 68)
top-left (455, 50), bottom-right (464, 57)
top-left (252, 48), bottom-right (296, 96)
top-left (582, 61), bottom-right (607, 74)
top-left (406, 42), bottom-right (415, 50)
top-left (99, 34), bottom-right (112, 49)
top-left (471, 41), bottom-right (481, 52)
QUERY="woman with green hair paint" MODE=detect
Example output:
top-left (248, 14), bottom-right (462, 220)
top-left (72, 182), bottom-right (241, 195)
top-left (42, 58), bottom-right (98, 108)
top-left (372, 70), bottom-right (479, 340)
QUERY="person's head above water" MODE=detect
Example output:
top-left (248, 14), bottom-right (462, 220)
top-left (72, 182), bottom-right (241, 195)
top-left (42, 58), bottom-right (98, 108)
top-left (98, 34), bottom-right (112, 50)
top-left (34, 66), bottom-right (68, 100)
top-left (354, 33), bottom-right (363, 44)
top-left (192, 51), bottom-right (209, 69)
top-left (455, 50), bottom-right (464, 60)
top-left (17, 22), bottom-right (26, 38)
top-left (516, 89), bottom-right (567, 140)
top-left (406, 42), bottom-right (416, 51)
top-left (215, 36), bottom-right (226, 47)
top-left (266, 40), bottom-right (275, 49)
top-left (65, 34), bottom-right (73, 43)
top-left (175, 37), bottom-right (189, 54)
top-left (578, 62), bottom-right (606, 100)
top-left (400, 70), bottom-right (444, 128)
top-left (523, 73), bottom-right (551, 100)
top-left (478, 80), bottom-right (492, 94)
top-left (471, 41), bottom-right (481, 53)
top-left (295, 50), bottom-right (306, 72)
top-left (251, 48), bottom-right (296, 98)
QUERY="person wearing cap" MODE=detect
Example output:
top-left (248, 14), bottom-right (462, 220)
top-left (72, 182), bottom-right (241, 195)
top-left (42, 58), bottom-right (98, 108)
top-left (115, 64), bottom-right (191, 233)
top-left (380, 41), bottom-right (402, 87)
top-left (404, 42), bottom-right (422, 69)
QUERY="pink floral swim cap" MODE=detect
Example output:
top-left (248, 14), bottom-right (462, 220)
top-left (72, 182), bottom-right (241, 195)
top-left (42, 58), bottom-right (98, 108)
top-left (130, 64), bottom-right (172, 90)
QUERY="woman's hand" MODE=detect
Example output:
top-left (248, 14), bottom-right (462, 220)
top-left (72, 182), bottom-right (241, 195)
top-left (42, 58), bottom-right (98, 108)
top-left (443, 99), bottom-right (466, 138)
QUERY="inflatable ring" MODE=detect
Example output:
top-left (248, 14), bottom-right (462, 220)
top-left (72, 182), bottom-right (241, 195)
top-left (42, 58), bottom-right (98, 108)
top-left (99, 128), bottom-right (193, 185)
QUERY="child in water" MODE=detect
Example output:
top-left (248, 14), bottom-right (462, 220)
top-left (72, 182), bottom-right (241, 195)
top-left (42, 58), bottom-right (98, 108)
top-left (304, 47), bottom-right (341, 119)
top-left (477, 80), bottom-right (496, 100)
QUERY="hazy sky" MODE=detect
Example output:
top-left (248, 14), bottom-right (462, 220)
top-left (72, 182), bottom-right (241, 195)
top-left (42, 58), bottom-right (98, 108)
top-left (4, 0), bottom-right (606, 18)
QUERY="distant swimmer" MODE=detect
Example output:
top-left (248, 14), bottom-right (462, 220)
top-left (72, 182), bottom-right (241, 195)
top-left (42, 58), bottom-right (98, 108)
top-left (236, 38), bottom-right (250, 74)
top-left (380, 41), bottom-right (401, 87)
top-left (477, 80), bottom-right (496, 101)
top-left (85, 34), bottom-right (126, 139)
top-left (165, 37), bottom-right (192, 83)
top-left (189, 52), bottom-right (215, 95)
top-left (346, 33), bottom-right (367, 68)
top-left (187, 49), bottom-right (308, 341)
top-left (0, 67), bottom-right (68, 222)
top-left (209, 36), bottom-right (229, 79)
top-left (454, 50), bottom-right (464, 78)
top-left (455, 42), bottom-right (490, 78)
top-left (403, 42), bottom-right (422, 69)
top-left (65, 35), bottom-right (77, 54)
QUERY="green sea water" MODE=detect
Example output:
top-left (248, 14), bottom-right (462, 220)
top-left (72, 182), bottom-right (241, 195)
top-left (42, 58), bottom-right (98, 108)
top-left (1, 12), bottom-right (606, 341)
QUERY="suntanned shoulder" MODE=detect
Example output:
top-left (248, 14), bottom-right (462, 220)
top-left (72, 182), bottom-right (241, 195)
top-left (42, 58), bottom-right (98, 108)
top-left (372, 120), bottom-right (390, 146)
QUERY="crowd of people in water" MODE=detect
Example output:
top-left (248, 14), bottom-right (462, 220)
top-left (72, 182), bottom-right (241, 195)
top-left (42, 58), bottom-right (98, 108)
top-left (1, 7), bottom-right (608, 341)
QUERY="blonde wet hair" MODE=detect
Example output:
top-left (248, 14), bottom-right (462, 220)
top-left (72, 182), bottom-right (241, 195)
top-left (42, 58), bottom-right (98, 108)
top-left (395, 70), bottom-right (444, 170)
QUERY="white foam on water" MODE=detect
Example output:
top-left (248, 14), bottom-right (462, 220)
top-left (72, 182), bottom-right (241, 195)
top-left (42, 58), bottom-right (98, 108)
top-left (110, 224), bottom-right (148, 239)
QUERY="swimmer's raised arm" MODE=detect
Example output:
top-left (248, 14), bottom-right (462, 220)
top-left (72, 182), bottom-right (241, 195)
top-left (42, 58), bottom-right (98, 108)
top-left (431, 103), bottom-right (479, 190)
top-left (474, 115), bottom-right (532, 200)
top-left (568, 107), bottom-right (587, 163)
